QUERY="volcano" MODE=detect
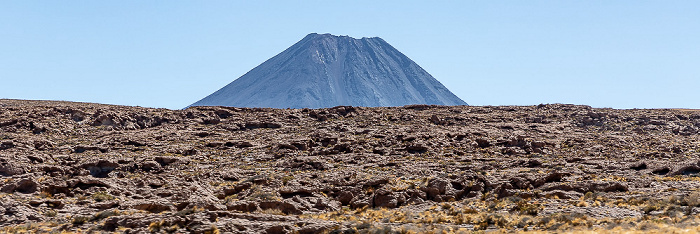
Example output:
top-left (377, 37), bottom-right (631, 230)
top-left (190, 33), bottom-right (467, 108)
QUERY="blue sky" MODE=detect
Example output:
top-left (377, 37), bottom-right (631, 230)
top-left (1, 1), bottom-right (698, 109)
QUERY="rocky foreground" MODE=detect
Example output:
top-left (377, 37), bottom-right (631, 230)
top-left (1, 99), bottom-right (700, 233)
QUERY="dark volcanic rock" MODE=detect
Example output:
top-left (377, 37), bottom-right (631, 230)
top-left (2, 100), bottom-right (700, 233)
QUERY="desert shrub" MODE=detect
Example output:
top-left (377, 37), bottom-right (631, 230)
top-left (93, 209), bottom-right (119, 220)
top-left (247, 185), bottom-right (279, 201)
top-left (176, 206), bottom-right (204, 217)
top-left (93, 191), bottom-right (114, 202)
top-left (685, 189), bottom-right (700, 207)
top-left (39, 191), bottom-right (53, 199)
top-left (441, 203), bottom-right (452, 210)
top-left (45, 209), bottom-right (57, 217)
top-left (260, 208), bottom-right (285, 215)
top-left (643, 204), bottom-right (660, 214)
top-left (72, 215), bottom-right (90, 226)
top-left (512, 200), bottom-right (541, 216)
top-left (281, 175), bottom-right (294, 185)
top-left (224, 194), bottom-right (238, 202)
top-left (207, 225), bottom-right (220, 234)
top-left (148, 220), bottom-right (166, 232)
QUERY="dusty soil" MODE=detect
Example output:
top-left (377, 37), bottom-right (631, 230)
top-left (1, 99), bottom-right (700, 233)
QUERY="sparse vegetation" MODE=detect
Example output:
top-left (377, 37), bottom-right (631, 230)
top-left (2, 101), bottom-right (700, 232)
top-left (71, 215), bottom-right (90, 226)
top-left (92, 209), bottom-right (120, 221)
top-left (92, 191), bottom-right (114, 202)
top-left (148, 220), bottom-right (165, 232)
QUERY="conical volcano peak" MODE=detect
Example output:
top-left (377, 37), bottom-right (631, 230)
top-left (301, 33), bottom-right (388, 50)
top-left (190, 33), bottom-right (467, 109)
top-left (305, 33), bottom-right (379, 41)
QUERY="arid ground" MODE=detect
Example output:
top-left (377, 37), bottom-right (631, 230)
top-left (2, 99), bottom-right (700, 233)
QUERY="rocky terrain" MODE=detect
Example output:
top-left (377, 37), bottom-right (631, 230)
top-left (2, 99), bottom-right (700, 233)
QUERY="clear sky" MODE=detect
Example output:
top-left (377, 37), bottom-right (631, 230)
top-left (1, 1), bottom-right (699, 109)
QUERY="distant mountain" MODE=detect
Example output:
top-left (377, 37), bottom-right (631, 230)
top-left (190, 33), bottom-right (467, 109)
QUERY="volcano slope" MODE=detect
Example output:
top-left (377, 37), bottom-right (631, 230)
top-left (1, 99), bottom-right (700, 233)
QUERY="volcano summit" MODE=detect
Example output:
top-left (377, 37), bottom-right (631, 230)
top-left (190, 33), bottom-right (467, 109)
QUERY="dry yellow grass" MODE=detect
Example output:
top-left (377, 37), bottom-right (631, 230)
top-left (301, 197), bottom-right (700, 233)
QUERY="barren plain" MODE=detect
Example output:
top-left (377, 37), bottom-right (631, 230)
top-left (2, 99), bottom-right (700, 233)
